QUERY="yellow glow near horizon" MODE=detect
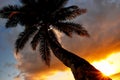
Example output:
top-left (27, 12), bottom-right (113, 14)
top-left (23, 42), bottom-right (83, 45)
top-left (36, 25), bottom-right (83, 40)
top-left (92, 52), bottom-right (120, 76)
top-left (92, 60), bottom-right (116, 76)
top-left (40, 52), bottom-right (120, 80)
top-left (45, 70), bottom-right (75, 80)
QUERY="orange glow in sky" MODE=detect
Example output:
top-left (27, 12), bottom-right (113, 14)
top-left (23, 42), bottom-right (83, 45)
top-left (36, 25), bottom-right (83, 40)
top-left (45, 69), bottom-right (75, 80)
top-left (92, 52), bottom-right (120, 76)
top-left (39, 52), bottom-right (120, 80)
top-left (92, 60), bottom-right (116, 76)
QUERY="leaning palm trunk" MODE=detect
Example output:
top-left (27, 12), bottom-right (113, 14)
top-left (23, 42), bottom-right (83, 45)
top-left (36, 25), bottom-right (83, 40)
top-left (49, 38), bottom-right (112, 80)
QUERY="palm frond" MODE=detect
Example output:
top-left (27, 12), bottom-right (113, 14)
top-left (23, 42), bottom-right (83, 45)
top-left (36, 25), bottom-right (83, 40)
top-left (31, 27), bottom-right (51, 66)
top-left (39, 34), bottom-right (51, 66)
top-left (5, 13), bottom-right (21, 28)
top-left (53, 6), bottom-right (86, 21)
top-left (31, 29), bottom-right (41, 50)
top-left (48, 29), bottom-right (61, 47)
top-left (17, 13), bottom-right (38, 26)
top-left (15, 27), bottom-right (37, 53)
top-left (53, 22), bottom-right (89, 37)
top-left (0, 5), bottom-right (20, 18)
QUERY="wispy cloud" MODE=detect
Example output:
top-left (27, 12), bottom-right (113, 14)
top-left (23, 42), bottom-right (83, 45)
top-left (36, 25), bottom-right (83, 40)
top-left (14, 73), bottom-right (21, 80)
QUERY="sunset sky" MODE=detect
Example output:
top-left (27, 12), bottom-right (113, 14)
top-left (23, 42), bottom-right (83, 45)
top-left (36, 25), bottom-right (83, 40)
top-left (0, 0), bottom-right (120, 80)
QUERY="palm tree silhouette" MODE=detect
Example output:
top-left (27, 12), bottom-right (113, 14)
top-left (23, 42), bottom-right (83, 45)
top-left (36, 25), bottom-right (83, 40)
top-left (0, 0), bottom-right (88, 65)
top-left (0, 0), bottom-right (112, 80)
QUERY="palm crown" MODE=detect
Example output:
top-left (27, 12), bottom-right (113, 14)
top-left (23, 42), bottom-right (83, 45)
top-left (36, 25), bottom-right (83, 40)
top-left (0, 0), bottom-right (89, 66)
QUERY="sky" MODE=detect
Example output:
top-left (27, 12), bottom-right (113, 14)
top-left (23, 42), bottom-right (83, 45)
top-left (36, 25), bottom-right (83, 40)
top-left (0, 0), bottom-right (120, 80)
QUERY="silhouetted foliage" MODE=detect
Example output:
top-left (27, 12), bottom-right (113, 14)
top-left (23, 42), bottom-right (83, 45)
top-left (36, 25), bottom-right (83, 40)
top-left (15, 26), bottom-right (37, 52)
top-left (0, 0), bottom-right (89, 66)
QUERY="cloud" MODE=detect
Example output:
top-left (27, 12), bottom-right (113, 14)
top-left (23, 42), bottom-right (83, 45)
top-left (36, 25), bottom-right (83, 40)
top-left (14, 73), bottom-right (21, 80)
top-left (15, 43), bottom-right (67, 80)
top-left (1, 0), bottom-right (120, 80)
top-left (62, 0), bottom-right (120, 61)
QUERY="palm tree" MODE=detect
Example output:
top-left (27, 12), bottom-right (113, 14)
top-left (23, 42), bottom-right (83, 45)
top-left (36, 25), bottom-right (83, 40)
top-left (0, 0), bottom-right (88, 65)
top-left (0, 0), bottom-right (111, 80)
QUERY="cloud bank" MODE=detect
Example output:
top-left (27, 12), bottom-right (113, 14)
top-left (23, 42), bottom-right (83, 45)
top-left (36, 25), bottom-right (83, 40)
top-left (1, 0), bottom-right (120, 80)
top-left (62, 0), bottom-right (120, 61)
